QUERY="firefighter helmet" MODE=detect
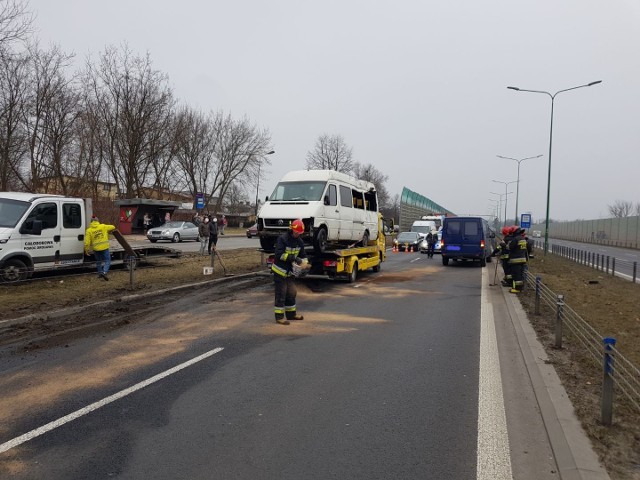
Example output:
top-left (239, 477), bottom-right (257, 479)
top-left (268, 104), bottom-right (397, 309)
top-left (501, 226), bottom-right (509, 236)
top-left (290, 219), bottom-right (305, 234)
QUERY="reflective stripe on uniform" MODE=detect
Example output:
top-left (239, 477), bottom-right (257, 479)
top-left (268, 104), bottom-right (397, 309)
top-left (271, 264), bottom-right (288, 276)
top-left (285, 305), bottom-right (296, 312)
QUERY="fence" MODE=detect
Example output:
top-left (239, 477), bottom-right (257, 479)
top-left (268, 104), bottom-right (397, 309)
top-left (530, 216), bottom-right (640, 250)
top-left (533, 240), bottom-right (639, 284)
top-left (525, 272), bottom-right (640, 425)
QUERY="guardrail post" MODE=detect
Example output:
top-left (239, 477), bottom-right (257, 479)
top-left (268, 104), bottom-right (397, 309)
top-left (606, 255), bottom-right (610, 274)
top-left (587, 251), bottom-right (591, 267)
top-left (535, 276), bottom-right (541, 315)
top-left (611, 257), bottom-right (615, 277)
top-left (555, 294), bottom-right (564, 348)
top-left (601, 337), bottom-right (617, 426)
top-left (633, 262), bottom-right (637, 284)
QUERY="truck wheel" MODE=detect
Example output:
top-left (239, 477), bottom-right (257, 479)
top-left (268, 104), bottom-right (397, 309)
top-left (348, 261), bottom-right (358, 283)
top-left (442, 256), bottom-right (449, 266)
top-left (172, 233), bottom-right (181, 243)
top-left (259, 236), bottom-right (276, 252)
top-left (313, 227), bottom-right (328, 254)
top-left (1, 258), bottom-right (29, 282)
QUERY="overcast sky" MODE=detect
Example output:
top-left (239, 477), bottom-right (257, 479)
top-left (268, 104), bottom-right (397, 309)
top-left (29, 0), bottom-right (640, 221)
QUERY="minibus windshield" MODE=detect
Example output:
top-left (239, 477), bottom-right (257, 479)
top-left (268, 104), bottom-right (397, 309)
top-left (269, 181), bottom-right (327, 201)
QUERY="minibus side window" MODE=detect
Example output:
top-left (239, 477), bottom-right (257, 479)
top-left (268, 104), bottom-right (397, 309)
top-left (339, 186), bottom-right (351, 208)
top-left (326, 184), bottom-right (337, 206)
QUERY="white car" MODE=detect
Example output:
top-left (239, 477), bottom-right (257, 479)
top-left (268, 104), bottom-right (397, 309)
top-left (147, 221), bottom-right (199, 243)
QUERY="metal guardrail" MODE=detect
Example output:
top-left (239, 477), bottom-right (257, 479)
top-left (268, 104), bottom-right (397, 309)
top-left (533, 240), bottom-right (638, 283)
top-left (525, 272), bottom-right (640, 425)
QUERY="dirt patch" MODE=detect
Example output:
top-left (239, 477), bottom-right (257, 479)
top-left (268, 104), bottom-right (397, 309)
top-left (517, 254), bottom-right (640, 480)
top-left (0, 248), bottom-right (266, 322)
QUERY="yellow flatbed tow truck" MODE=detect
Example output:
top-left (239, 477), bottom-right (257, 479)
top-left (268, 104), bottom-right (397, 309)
top-left (266, 215), bottom-right (390, 283)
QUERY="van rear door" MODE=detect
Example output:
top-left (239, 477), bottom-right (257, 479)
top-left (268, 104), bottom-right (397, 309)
top-left (443, 218), bottom-right (482, 254)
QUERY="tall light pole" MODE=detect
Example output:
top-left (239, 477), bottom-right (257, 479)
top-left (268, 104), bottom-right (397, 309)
top-left (507, 80), bottom-right (602, 254)
top-left (496, 154), bottom-right (543, 225)
top-left (490, 191), bottom-right (512, 225)
top-left (488, 198), bottom-right (500, 225)
top-left (492, 180), bottom-right (517, 225)
top-left (255, 150), bottom-right (275, 217)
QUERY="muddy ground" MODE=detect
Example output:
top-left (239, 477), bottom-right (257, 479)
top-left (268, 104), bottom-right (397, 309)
top-left (0, 248), bottom-right (639, 478)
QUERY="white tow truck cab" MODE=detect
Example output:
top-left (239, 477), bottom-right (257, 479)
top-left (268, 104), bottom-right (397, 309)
top-left (0, 192), bottom-right (93, 281)
top-left (0, 192), bottom-right (180, 282)
top-left (257, 170), bottom-right (379, 254)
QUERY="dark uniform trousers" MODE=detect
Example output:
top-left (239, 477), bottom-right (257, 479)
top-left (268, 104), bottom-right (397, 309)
top-left (273, 274), bottom-right (298, 320)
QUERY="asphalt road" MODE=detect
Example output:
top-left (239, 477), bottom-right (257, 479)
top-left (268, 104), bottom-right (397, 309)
top-left (538, 237), bottom-right (639, 281)
top-left (1, 251), bottom-right (577, 479)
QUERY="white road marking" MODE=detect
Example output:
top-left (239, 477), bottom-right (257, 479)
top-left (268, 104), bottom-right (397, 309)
top-left (0, 347), bottom-right (224, 454)
top-left (477, 271), bottom-right (512, 479)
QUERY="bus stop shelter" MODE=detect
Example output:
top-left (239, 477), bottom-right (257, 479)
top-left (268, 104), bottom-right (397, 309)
top-left (114, 198), bottom-right (183, 235)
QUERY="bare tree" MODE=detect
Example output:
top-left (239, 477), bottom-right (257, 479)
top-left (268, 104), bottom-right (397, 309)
top-left (0, 0), bottom-right (33, 49)
top-left (0, 49), bottom-right (29, 190)
top-left (83, 44), bottom-right (175, 198)
top-left (22, 42), bottom-right (79, 192)
top-left (608, 200), bottom-right (633, 218)
top-left (211, 113), bottom-right (272, 213)
top-left (352, 162), bottom-right (390, 208)
top-left (380, 193), bottom-right (400, 225)
top-left (306, 133), bottom-right (354, 172)
top-left (172, 105), bottom-right (218, 205)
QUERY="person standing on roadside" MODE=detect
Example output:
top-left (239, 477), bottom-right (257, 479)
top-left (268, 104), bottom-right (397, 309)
top-left (220, 214), bottom-right (227, 235)
top-left (143, 213), bottom-right (151, 233)
top-left (84, 215), bottom-right (116, 280)
top-left (271, 219), bottom-right (308, 325)
top-left (208, 216), bottom-right (219, 255)
top-left (425, 231), bottom-right (435, 258)
top-left (508, 227), bottom-right (529, 293)
top-left (198, 216), bottom-right (210, 255)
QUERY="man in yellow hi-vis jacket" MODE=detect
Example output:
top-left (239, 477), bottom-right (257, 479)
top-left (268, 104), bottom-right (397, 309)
top-left (84, 215), bottom-right (116, 280)
top-left (271, 219), bottom-right (308, 325)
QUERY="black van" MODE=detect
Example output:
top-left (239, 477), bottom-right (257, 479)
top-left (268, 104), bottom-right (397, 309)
top-left (440, 217), bottom-right (495, 267)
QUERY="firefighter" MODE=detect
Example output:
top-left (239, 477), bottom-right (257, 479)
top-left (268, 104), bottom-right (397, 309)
top-left (492, 226), bottom-right (511, 286)
top-left (271, 219), bottom-right (308, 325)
top-left (508, 227), bottom-right (529, 293)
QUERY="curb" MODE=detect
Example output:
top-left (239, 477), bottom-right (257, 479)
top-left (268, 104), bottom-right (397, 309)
top-left (501, 287), bottom-right (610, 480)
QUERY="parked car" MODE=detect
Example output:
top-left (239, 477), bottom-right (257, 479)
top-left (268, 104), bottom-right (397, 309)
top-left (393, 231), bottom-right (422, 252)
top-left (440, 217), bottom-right (495, 267)
top-left (246, 223), bottom-right (258, 238)
top-left (147, 221), bottom-right (199, 243)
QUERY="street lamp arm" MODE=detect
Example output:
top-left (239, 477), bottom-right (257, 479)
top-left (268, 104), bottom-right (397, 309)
top-left (507, 87), bottom-right (552, 98)
top-left (497, 154), bottom-right (543, 163)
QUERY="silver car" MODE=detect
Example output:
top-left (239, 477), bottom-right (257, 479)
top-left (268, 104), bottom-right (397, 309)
top-left (147, 221), bottom-right (199, 243)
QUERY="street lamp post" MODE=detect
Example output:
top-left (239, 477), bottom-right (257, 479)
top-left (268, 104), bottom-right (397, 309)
top-left (496, 154), bottom-right (543, 225)
top-left (507, 80), bottom-right (602, 254)
top-left (492, 180), bottom-right (517, 225)
top-left (255, 150), bottom-right (275, 217)
top-left (490, 191), bottom-right (512, 225)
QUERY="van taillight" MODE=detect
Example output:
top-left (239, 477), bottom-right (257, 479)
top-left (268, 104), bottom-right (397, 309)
top-left (323, 260), bottom-right (336, 267)
top-left (480, 240), bottom-right (485, 248)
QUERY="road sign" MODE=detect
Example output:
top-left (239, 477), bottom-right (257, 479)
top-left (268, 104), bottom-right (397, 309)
top-left (520, 213), bottom-right (531, 228)
top-left (195, 193), bottom-right (204, 209)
